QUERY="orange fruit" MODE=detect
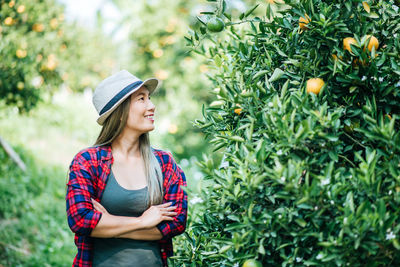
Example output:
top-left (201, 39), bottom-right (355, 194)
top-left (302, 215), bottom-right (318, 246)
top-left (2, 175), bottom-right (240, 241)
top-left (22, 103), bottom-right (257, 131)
top-left (50, 18), bottom-right (58, 29)
top-left (4, 17), bottom-right (13, 26)
top-left (46, 54), bottom-right (57, 70)
top-left (16, 49), bottom-right (27, 58)
top-left (17, 81), bottom-right (24, 90)
top-left (32, 23), bottom-right (44, 32)
top-left (364, 35), bottom-right (379, 52)
top-left (299, 14), bottom-right (311, 30)
top-left (168, 124), bottom-right (178, 134)
top-left (155, 69), bottom-right (169, 80)
top-left (17, 5), bottom-right (25, 13)
top-left (243, 259), bottom-right (262, 267)
top-left (60, 44), bottom-right (67, 52)
top-left (343, 37), bottom-right (358, 53)
top-left (152, 49), bottom-right (163, 58)
top-left (306, 78), bottom-right (324, 95)
top-left (234, 108), bottom-right (242, 115)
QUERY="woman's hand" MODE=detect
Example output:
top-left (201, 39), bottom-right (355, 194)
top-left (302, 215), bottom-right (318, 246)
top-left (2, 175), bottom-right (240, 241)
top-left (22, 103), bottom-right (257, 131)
top-left (139, 202), bottom-right (177, 229)
top-left (91, 198), bottom-right (110, 216)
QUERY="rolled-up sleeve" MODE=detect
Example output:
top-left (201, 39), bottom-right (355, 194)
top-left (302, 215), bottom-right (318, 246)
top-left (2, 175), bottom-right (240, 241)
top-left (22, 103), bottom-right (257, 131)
top-left (156, 154), bottom-right (188, 240)
top-left (66, 156), bottom-right (102, 236)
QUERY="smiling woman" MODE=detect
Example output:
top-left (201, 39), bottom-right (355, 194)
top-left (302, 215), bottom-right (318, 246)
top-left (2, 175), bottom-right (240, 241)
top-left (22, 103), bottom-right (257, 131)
top-left (65, 70), bottom-right (188, 267)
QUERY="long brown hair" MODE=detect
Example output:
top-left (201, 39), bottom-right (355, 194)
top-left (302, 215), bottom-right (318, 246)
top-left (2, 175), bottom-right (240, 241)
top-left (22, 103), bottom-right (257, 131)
top-left (94, 96), bottom-right (163, 206)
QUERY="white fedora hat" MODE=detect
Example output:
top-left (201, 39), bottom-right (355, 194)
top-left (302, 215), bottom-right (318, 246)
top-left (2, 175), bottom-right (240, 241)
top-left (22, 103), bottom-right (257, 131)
top-left (92, 70), bottom-right (161, 125)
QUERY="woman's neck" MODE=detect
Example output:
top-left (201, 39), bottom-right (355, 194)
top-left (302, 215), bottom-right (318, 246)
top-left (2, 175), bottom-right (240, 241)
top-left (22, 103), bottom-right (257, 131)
top-left (111, 132), bottom-right (141, 159)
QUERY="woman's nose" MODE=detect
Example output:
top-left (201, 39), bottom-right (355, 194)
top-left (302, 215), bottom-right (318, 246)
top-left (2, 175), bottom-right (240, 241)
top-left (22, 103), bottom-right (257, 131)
top-left (148, 99), bottom-right (155, 111)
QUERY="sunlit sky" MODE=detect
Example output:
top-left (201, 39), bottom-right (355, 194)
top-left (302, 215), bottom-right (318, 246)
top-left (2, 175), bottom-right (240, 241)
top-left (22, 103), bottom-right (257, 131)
top-left (57, 0), bottom-right (122, 39)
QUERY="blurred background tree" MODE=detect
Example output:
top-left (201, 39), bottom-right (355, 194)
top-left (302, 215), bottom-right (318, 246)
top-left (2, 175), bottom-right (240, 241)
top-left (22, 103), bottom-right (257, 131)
top-left (102, 0), bottom-right (213, 160)
top-left (0, 0), bottom-right (116, 112)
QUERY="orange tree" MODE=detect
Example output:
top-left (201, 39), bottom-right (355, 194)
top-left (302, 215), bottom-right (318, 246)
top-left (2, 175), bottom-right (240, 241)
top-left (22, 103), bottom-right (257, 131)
top-left (0, 0), bottom-right (116, 112)
top-left (172, 0), bottom-right (400, 266)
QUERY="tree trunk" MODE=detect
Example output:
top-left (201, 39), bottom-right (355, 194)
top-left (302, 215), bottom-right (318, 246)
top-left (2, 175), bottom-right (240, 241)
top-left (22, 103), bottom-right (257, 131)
top-left (0, 135), bottom-right (26, 172)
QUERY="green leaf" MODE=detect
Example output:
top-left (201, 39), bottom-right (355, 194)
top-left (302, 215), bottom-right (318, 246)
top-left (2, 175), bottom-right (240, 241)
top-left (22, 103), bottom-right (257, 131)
top-left (227, 135), bottom-right (245, 142)
top-left (223, 12), bottom-right (231, 20)
top-left (253, 70), bottom-right (269, 80)
top-left (280, 79), bottom-right (289, 99)
top-left (393, 239), bottom-right (400, 250)
top-left (218, 245), bottom-right (231, 254)
top-left (295, 218), bottom-right (307, 227)
top-left (318, 242), bottom-right (333, 247)
top-left (297, 203), bottom-right (313, 210)
top-left (345, 2), bottom-right (352, 11)
top-left (214, 55), bottom-right (222, 67)
top-left (346, 192), bottom-right (355, 213)
top-left (274, 45), bottom-right (288, 57)
top-left (269, 68), bottom-right (285, 82)
top-left (244, 4), bottom-right (259, 18)
top-left (356, 201), bottom-right (368, 217)
top-left (349, 86), bottom-right (357, 93)
top-left (378, 198), bottom-right (386, 220)
top-left (366, 12), bottom-right (379, 19)
top-left (258, 241), bottom-right (266, 255)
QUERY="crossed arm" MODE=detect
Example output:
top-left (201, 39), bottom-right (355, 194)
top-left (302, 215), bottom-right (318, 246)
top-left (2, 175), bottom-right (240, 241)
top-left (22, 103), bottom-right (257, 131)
top-left (90, 198), bottom-right (174, 240)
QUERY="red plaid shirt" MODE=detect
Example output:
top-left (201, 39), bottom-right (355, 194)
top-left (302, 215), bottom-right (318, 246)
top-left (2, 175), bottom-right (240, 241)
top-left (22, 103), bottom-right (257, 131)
top-left (66, 145), bottom-right (187, 267)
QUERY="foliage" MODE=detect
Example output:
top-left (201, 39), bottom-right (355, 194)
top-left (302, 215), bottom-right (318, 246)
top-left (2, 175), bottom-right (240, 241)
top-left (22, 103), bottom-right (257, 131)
top-left (174, 0), bottom-right (400, 266)
top-left (0, 146), bottom-right (75, 266)
top-left (0, 0), bottom-right (116, 112)
top-left (0, 92), bottom-right (99, 266)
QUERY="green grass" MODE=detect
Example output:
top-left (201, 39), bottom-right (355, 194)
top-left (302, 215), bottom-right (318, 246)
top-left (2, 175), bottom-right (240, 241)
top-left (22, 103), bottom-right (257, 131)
top-left (0, 146), bottom-right (75, 267)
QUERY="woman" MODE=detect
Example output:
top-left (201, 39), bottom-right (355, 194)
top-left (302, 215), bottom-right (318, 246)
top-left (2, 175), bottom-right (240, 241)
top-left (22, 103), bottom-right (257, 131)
top-left (66, 70), bottom-right (188, 267)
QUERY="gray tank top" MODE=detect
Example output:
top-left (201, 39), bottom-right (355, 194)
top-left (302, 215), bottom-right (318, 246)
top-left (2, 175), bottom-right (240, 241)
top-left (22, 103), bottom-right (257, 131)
top-left (92, 171), bottom-right (162, 267)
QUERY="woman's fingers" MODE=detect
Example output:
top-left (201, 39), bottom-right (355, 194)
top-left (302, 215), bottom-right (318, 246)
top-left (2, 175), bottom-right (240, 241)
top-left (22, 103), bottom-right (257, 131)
top-left (162, 216), bottom-right (175, 221)
top-left (163, 206), bottom-right (177, 211)
top-left (157, 202), bottom-right (173, 208)
top-left (163, 211), bottom-right (178, 216)
top-left (93, 202), bottom-right (102, 211)
top-left (91, 198), bottom-right (99, 208)
top-left (91, 198), bottom-right (107, 213)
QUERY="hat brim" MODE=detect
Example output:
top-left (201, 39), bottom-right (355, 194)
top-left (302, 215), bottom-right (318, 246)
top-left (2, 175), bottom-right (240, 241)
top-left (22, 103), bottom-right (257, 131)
top-left (96, 77), bottom-right (161, 125)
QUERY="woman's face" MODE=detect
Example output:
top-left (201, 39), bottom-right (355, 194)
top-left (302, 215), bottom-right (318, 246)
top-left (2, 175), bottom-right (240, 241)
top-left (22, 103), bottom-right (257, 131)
top-left (125, 86), bottom-right (156, 134)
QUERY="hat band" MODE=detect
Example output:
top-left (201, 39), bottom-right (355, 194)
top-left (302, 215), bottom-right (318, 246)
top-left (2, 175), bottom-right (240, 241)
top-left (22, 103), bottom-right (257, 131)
top-left (99, 80), bottom-right (143, 115)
